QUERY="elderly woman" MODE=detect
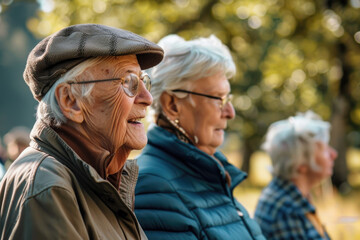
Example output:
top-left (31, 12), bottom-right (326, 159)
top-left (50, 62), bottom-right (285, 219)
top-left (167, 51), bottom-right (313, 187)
top-left (134, 35), bottom-right (265, 240)
top-left (0, 24), bottom-right (163, 239)
top-left (254, 111), bottom-right (338, 240)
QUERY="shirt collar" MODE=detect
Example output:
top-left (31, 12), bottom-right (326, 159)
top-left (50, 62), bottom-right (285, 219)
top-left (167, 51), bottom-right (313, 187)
top-left (273, 177), bottom-right (316, 214)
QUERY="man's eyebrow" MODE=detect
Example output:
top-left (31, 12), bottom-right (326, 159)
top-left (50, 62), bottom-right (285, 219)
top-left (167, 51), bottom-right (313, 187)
top-left (125, 69), bottom-right (142, 76)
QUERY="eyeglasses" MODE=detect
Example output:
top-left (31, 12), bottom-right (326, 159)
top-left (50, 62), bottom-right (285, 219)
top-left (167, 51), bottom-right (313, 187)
top-left (67, 72), bottom-right (151, 97)
top-left (171, 89), bottom-right (233, 109)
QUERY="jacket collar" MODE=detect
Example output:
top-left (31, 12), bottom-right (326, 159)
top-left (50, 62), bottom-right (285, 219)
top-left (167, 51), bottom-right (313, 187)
top-left (144, 125), bottom-right (247, 190)
top-left (54, 123), bottom-right (122, 188)
top-left (29, 120), bottom-right (139, 209)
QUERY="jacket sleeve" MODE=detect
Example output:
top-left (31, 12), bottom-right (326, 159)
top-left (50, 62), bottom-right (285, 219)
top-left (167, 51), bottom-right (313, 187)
top-left (135, 173), bottom-right (201, 240)
top-left (10, 186), bottom-right (89, 240)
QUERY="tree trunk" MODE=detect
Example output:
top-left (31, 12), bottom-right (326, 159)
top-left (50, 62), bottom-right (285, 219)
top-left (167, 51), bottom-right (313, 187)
top-left (241, 138), bottom-right (253, 174)
top-left (330, 96), bottom-right (350, 193)
top-left (330, 42), bottom-right (351, 193)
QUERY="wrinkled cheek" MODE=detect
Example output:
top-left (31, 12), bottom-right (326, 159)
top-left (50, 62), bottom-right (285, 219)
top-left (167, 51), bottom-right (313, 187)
top-left (81, 89), bottom-right (128, 151)
top-left (80, 101), bottom-right (100, 130)
top-left (107, 94), bottom-right (129, 147)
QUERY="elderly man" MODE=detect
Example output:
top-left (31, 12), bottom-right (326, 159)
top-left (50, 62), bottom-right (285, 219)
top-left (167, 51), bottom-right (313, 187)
top-left (0, 24), bottom-right (163, 239)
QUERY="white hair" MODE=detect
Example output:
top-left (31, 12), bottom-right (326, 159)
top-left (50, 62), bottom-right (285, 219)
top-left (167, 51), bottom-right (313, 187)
top-left (36, 57), bottom-right (107, 126)
top-left (262, 111), bottom-right (331, 180)
top-left (149, 34), bottom-right (236, 116)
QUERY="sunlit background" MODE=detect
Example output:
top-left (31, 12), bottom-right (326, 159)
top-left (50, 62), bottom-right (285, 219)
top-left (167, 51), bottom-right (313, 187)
top-left (1, 0), bottom-right (360, 239)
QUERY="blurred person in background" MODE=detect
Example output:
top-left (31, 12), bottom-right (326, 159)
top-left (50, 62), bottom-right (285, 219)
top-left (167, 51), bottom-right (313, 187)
top-left (3, 126), bottom-right (31, 169)
top-left (134, 34), bottom-right (265, 240)
top-left (255, 111), bottom-right (338, 240)
top-left (0, 139), bottom-right (6, 181)
top-left (0, 23), bottom-right (163, 239)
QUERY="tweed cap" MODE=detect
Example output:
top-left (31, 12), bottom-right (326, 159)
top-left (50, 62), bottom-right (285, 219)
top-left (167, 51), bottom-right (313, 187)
top-left (24, 24), bottom-right (164, 101)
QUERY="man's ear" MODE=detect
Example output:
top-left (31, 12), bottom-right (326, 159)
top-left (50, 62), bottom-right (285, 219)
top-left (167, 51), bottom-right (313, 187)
top-left (160, 92), bottom-right (181, 120)
top-left (55, 83), bottom-right (84, 123)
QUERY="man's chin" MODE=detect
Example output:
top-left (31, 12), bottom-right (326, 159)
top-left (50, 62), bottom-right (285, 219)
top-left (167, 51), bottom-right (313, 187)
top-left (126, 139), bottom-right (147, 151)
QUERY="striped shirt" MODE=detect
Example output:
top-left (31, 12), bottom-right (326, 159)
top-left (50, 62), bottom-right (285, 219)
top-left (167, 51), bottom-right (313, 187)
top-left (254, 177), bottom-right (330, 240)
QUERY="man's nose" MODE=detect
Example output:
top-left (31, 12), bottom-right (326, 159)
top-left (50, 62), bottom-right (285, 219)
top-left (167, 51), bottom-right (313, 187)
top-left (134, 81), bottom-right (153, 106)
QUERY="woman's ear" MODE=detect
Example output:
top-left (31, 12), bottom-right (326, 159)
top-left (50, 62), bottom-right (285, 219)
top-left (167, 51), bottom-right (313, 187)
top-left (297, 164), bottom-right (309, 175)
top-left (55, 83), bottom-right (84, 123)
top-left (160, 92), bottom-right (180, 120)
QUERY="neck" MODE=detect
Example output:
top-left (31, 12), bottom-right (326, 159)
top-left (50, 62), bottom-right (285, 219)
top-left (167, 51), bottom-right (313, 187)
top-left (197, 145), bottom-right (216, 156)
top-left (55, 122), bottom-right (127, 182)
top-left (291, 175), bottom-right (314, 198)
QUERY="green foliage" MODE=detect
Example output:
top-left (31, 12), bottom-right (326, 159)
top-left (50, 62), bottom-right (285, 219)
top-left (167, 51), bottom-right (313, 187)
top-left (20, 0), bottom-right (360, 159)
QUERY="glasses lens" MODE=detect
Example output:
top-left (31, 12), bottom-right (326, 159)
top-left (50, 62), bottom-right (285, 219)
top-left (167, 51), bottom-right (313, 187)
top-left (141, 72), bottom-right (151, 91)
top-left (122, 73), bottom-right (139, 97)
top-left (227, 94), bottom-right (233, 104)
top-left (221, 94), bottom-right (233, 108)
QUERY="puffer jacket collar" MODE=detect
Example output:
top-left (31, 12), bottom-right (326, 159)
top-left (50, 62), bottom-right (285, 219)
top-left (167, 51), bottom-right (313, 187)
top-left (144, 125), bottom-right (247, 191)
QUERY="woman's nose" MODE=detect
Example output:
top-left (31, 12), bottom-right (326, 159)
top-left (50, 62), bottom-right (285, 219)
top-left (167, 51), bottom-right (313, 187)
top-left (221, 102), bottom-right (235, 120)
top-left (330, 147), bottom-right (338, 160)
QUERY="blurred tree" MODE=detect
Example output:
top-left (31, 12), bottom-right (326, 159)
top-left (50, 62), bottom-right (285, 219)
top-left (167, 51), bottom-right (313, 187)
top-left (3, 0), bottom-right (360, 191)
top-left (0, 1), bottom-right (39, 136)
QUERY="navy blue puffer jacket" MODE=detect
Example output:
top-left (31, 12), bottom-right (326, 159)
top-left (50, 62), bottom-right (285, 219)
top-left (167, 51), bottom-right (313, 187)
top-left (135, 125), bottom-right (265, 240)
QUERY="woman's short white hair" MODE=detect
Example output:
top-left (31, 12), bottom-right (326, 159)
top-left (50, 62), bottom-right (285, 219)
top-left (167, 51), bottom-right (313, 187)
top-left (149, 34), bottom-right (236, 116)
top-left (36, 57), bottom-right (107, 126)
top-left (262, 111), bottom-right (331, 180)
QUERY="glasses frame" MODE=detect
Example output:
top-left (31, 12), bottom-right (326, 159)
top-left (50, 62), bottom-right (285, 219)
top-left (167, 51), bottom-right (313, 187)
top-left (67, 72), bottom-right (151, 97)
top-left (171, 89), bottom-right (233, 109)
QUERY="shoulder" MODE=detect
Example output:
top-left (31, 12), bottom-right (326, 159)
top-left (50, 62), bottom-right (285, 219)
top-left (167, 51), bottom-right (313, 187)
top-left (135, 152), bottom-right (185, 198)
top-left (0, 148), bottom-right (80, 236)
top-left (2, 147), bottom-right (76, 199)
top-left (135, 153), bottom-right (197, 236)
top-left (255, 179), bottom-right (297, 221)
top-left (255, 180), bottom-right (307, 239)
top-left (137, 146), bottom-right (186, 181)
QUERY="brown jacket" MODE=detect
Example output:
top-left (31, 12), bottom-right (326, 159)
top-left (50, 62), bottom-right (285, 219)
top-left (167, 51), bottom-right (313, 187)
top-left (0, 120), bottom-right (147, 239)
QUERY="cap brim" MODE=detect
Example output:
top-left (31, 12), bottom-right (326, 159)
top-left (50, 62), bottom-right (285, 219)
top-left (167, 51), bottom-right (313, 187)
top-left (136, 51), bottom-right (164, 70)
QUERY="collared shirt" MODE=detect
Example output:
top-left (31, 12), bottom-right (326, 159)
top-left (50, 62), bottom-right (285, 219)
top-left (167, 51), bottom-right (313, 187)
top-left (254, 177), bottom-right (330, 240)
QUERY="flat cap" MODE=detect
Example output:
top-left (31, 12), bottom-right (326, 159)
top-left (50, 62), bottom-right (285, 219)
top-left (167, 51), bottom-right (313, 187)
top-left (24, 24), bottom-right (164, 101)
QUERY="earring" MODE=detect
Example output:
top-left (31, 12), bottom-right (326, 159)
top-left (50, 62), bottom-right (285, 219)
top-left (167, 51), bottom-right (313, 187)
top-left (162, 113), bottom-right (197, 144)
top-left (170, 118), bottom-right (188, 138)
top-left (194, 135), bottom-right (199, 144)
top-left (172, 118), bottom-right (198, 145)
